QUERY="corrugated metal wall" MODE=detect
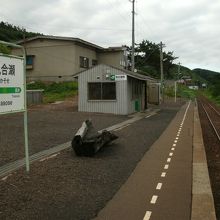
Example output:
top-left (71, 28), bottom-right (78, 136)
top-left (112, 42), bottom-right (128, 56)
top-left (78, 64), bottom-right (128, 115)
top-left (27, 90), bottom-right (44, 105)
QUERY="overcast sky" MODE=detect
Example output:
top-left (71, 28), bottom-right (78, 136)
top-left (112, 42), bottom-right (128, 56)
top-left (1, 0), bottom-right (220, 72)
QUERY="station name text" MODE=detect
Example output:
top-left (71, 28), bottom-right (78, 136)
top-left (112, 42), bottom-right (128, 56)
top-left (0, 64), bottom-right (16, 84)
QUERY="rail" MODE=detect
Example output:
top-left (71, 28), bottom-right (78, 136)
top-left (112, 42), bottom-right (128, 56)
top-left (198, 97), bottom-right (220, 142)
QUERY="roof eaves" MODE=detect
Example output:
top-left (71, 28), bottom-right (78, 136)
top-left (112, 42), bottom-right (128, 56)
top-left (73, 64), bottom-right (156, 82)
top-left (109, 65), bottom-right (156, 81)
top-left (16, 35), bottom-right (104, 50)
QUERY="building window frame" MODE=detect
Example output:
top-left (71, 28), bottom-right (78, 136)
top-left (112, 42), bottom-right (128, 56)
top-left (92, 59), bottom-right (98, 66)
top-left (88, 82), bottom-right (116, 101)
top-left (26, 55), bottom-right (35, 69)
top-left (80, 56), bottom-right (89, 68)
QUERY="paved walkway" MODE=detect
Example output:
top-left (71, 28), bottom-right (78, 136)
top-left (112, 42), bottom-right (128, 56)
top-left (0, 108), bottom-right (159, 178)
top-left (0, 101), bottom-right (216, 219)
top-left (94, 101), bottom-right (216, 220)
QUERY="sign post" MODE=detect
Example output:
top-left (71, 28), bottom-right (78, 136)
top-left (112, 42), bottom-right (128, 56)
top-left (0, 41), bottom-right (30, 172)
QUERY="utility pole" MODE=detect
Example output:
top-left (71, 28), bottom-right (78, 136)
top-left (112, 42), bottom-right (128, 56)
top-left (160, 41), bottom-right (164, 102)
top-left (178, 62), bottom-right (181, 76)
top-left (175, 62), bottom-right (181, 103)
top-left (131, 0), bottom-right (135, 72)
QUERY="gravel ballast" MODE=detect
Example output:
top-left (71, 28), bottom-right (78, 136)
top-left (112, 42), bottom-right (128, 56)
top-left (0, 105), bottom-right (182, 220)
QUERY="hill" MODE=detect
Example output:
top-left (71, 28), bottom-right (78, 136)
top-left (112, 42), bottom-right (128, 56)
top-left (192, 68), bottom-right (220, 83)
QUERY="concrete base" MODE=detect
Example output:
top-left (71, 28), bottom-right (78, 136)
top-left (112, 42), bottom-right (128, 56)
top-left (191, 104), bottom-right (216, 220)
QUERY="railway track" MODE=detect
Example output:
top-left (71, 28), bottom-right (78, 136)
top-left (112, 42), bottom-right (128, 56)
top-left (197, 95), bottom-right (220, 219)
top-left (198, 97), bottom-right (220, 142)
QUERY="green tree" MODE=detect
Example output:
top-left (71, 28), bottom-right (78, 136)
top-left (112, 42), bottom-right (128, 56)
top-left (129, 40), bottom-right (178, 79)
top-left (0, 44), bottom-right (10, 54)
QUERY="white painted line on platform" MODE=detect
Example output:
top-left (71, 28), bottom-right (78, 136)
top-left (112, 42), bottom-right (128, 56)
top-left (175, 137), bottom-right (179, 140)
top-left (171, 147), bottom-right (175, 151)
top-left (173, 143), bottom-right (176, 147)
top-left (114, 124), bottom-right (131, 131)
top-left (145, 113), bottom-right (156, 118)
top-left (1, 174), bottom-right (12, 181)
top-left (161, 172), bottom-right (166, 177)
top-left (167, 158), bottom-right (171, 163)
top-left (150, 195), bottom-right (158, 204)
top-left (39, 153), bottom-right (60, 162)
top-left (169, 152), bottom-right (173, 156)
top-left (156, 183), bottom-right (162, 190)
top-left (174, 140), bottom-right (178, 143)
top-left (164, 164), bottom-right (169, 169)
top-left (143, 211), bottom-right (152, 220)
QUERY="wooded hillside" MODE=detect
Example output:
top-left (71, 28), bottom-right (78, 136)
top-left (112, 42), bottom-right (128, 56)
top-left (0, 21), bottom-right (40, 42)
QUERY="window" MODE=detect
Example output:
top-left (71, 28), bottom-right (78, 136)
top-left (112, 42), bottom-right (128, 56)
top-left (88, 82), bottom-right (116, 100)
top-left (102, 82), bottom-right (116, 100)
top-left (80, 56), bottom-right (89, 68)
top-left (88, 82), bottom-right (101, 100)
top-left (92, 59), bottom-right (98, 66)
top-left (26, 55), bottom-right (34, 69)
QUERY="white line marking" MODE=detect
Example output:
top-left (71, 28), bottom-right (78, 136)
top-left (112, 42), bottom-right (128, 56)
top-left (177, 133), bottom-right (180, 136)
top-left (150, 195), bottom-right (158, 204)
top-left (164, 164), bottom-right (169, 169)
top-left (171, 147), bottom-right (175, 151)
top-left (169, 152), bottom-right (173, 156)
top-left (167, 158), bottom-right (171, 162)
top-left (176, 137), bottom-right (179, 140)
top-left (1, 174), bottom-right (12, 181)
top-left (40, 153), bottom-right (60, 162)
top-left (145, 113), bottom-right (156, 118)
top-left (156, 183), bottom-right (162, 190)
top-left (114, 124), bottom-right (130, 131)
top-left (174, 140), bottom-right (178, 143)
top-left (173, 143), bottom-right (176, 147)
top-left (143, 211), bottom-right (152, 220)
top-left (161, 172), bottom-right (166, 177)
top-left (182, 101), bottom-right (191, 124)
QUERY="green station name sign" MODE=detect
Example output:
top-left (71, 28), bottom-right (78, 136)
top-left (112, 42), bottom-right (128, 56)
top-left (0, 87), bottom-right (22, 94)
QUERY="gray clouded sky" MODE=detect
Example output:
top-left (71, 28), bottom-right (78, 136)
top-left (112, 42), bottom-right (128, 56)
top-left (1, 0), bottom-right (220, 72)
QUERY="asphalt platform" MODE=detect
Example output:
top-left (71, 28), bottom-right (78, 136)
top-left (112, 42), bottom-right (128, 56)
top-left (94, 101), bottom-right (216, 220)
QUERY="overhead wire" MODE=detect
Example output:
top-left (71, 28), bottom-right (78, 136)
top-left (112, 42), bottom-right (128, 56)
top-left (105, 0), bottom-right (131, 25)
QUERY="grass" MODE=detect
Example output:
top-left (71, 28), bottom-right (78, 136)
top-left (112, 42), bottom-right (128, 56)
top-left (178, 85), bottom-right (197, 99)
top-left (164, 84), bottom-right (197, 100)
top-left (27, 81), bottom-right (78, 103)
top-left (202, 89), bottom-right (220, 106)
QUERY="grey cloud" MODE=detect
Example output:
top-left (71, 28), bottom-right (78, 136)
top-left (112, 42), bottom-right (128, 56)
top-left (1, 0), bottom-right (220, 71)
